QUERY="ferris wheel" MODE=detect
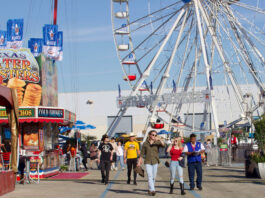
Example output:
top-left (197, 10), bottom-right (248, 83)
top-left (109, 0), bottom-right (265, 142)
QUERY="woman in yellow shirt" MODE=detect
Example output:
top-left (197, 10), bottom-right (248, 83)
top-left (124, 133), bottom-right (140, 185)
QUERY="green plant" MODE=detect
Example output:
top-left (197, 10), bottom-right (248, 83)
top-left (254, 115), bottom-right (265, 153)
top-left (250, 152), bottom-right (265, 163)
top-left (60, 165), bottom-right (68, 172)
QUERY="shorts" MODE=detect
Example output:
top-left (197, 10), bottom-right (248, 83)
top-left (90, 156), bottom-right (97, 160)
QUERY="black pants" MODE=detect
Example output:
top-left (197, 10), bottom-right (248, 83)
top-left (127, 158), bottom-right (137, 181)
top-left (82, 157), bottom-right (88, 169)
top-left (100, 161), bottom-right (111, 182)
top-left (188, 162), bottom-right (202, 189)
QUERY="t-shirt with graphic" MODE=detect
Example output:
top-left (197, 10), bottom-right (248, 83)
top-left (98, 143), bottom-right (113, 161)
top-left (124, 141), bottom-right (139, 159)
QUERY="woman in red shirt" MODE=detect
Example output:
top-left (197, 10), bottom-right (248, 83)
top-left (167, 137), bottom-right (185, 195)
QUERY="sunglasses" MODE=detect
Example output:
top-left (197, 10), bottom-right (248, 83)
top-left (151, 134), bottom-right (157, 137)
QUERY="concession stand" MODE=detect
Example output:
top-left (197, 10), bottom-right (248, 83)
top-left (0, 107), bottom-right (75, 178)
top-left (0, 85), bottom-right (19, 196)
top-left (0, 48), bottom-right (76, 179)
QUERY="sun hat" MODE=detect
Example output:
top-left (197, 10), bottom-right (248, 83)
top-left (129, 132), bottom-right (136, 137)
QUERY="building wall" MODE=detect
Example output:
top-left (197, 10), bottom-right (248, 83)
top-left (58, 84), bottom-right (263, 140)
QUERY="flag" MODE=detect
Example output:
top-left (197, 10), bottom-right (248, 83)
top-left (209, 75), bottom-right (213, 90)
top-left (200, 122), bottom-right (205, 130)
top-left (43, 24), bottom-right (62, 60)
top-left (28, 38), bottom-right (43, 57)
top-left (0, 31), bottom-right (7, 49)
top-left (6, 19), bottom-right (24, 49)
top-left (150, 82), bottom-right (153, 95)
top-left (118, 84), bottom-right (121, 97)
top-left (173, 80), bottom-right (176, 93)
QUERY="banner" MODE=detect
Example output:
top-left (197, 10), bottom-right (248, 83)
top-left (7, 19), bottom-right (24, 49)
top-left (42, 24), bottom-right (63, 61)
top-left (28, 38), bottom-right (43, 57)
top-left (56, 31), bottom-right (63, 61)
top-left (0, 31), bottom-right (7, 49)
top-left (0, 48), bottom-right (42, 106)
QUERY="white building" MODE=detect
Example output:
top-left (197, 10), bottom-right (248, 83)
top-left (58, 84), bottom-right (264, 140)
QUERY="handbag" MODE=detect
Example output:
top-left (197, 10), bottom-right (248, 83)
top-left (179, 153), bottom-right (185, 168)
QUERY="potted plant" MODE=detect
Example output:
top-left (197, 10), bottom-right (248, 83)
top-left (253, 116), bottom-right (265, 179)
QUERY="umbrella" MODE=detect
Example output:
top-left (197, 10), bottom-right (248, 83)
top-left (157, 130), bottom-right (172, 135)
top-left (75, 120), bottom-right (85, 125)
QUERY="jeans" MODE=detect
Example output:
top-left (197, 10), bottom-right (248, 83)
top-left (100, 161), bottom-right (111, 182)
top-left (116, 155), bottom-right (125, 169)
top-left (145, 164), bottom-right (158, 192)
top-left (127, 158), bottom-right (137, 181)
top-left (82, 157), bottom-right (88, 169)
top-left (170, 160), bottom-right (184, 184)
top-left (188, 162), bottom-right (202, 189)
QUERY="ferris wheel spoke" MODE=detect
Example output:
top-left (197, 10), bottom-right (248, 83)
top-left (196, 0), bottom-right (245, 116)
top-left (223, 5), bottom-right (265, 93)
top-left (129, 10), bottom-right (181, 33)
top-left (226, 7), bottom-right (265, 69)
top-left (121, 8), bottom-right (182, 62)
top-left (206, 1), bottom-right (264, 88)
top-left (232, 1), bottom-right (265, 15)
top-left (129, 8), bottom-right (186, 98)
top-left (149, 8), bottom-right (190, 123)
top-left (115, 1), bottom-right (183, 32)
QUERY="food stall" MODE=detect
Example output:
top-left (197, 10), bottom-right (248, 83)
top-left (0, 85), bottom-right (18, 196)
top-left (0, 107), bottom-right (75, 178)
top-left (0, 48), bottom-right (76, 179)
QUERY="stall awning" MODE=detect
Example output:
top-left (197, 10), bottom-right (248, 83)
top-left (0, 106), bottom-right (76, 125)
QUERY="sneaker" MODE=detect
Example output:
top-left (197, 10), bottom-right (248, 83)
top-left (115, 167), bottom-right (118, 171)
top-left (198, 186), bottom-right (203, 191)
top-left (151, 191), bottom-right (156, 196)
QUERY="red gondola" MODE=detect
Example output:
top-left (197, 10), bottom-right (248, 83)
top-left (151, 119), bottom-right (164, 129)
top-left (123, 75), bottom-right (136, 81)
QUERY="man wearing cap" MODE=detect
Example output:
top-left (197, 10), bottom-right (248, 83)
top-left (124, 132), bottom-right (140, 185)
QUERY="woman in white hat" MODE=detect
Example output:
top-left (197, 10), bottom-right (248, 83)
top-left (124, 132), bottom-right (140, 185)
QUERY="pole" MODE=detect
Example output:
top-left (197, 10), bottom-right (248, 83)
top-left (53, 0), bottom-right (58, 25)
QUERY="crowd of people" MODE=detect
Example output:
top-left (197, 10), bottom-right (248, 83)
top-left (77, 131), bottom-right (206, 196)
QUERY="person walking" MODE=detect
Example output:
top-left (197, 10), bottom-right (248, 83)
top-left (228, 134), bottom-right (238, 161)
top-left (138, 130), bottom-right (165, 196)
top-left (110, 137), bottom-right (118, 171)
top-left (116, 141), bottom-right (125, 170)
top-left (98, 135), bottom-right (113, 184)
top-left (183, 134), bottom-right (205, 191)
top-left (124, 133), bottom-right (140, 185)
top-left (89, 143), bottom-right (98, 169)
top-left (80, 142), bottom-right (89, 170)
top-left (167, 137), bottom-right (185, 195)
top-left (204, 139), bottom-right (212, 166)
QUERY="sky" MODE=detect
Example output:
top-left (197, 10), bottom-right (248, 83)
top-left (0, 0), bottom-right (123, 93)
top-left (0, 0), bottom-right (264, 94)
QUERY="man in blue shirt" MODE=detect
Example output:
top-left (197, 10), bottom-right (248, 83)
top-left (183, 134), bottom-right (205, 190)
